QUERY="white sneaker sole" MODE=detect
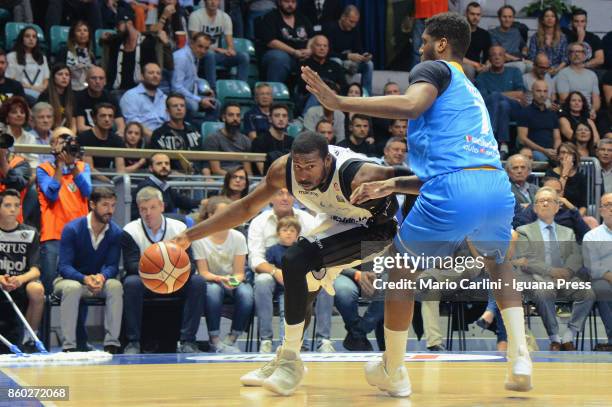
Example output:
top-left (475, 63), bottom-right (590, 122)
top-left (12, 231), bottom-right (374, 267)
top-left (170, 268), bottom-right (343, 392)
top-left (262, 372), bottom-right (304, 396)
top-left (364, 363), bottom-right (412, 397)
top-left (505, 357), bottom-right (533, 392)
top-left (240, 373), bottom-right (267, 387)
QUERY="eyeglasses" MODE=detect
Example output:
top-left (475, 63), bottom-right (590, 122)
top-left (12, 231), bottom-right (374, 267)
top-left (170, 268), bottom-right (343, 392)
top-left (231, 175), bottom-right (246, 180)
top-left (535, 198), bottom-right (559, 205)
top-left (569, 50), bottom-right (585, 54)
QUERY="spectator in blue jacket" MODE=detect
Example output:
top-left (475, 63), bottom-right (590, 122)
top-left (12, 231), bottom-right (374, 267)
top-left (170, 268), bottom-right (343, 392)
top-left (53, 187), bottom-right (123, 353)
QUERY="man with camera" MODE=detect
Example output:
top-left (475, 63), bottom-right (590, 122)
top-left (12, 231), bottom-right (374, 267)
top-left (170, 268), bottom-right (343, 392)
top-left (36, 127), bottom-right (92, 292)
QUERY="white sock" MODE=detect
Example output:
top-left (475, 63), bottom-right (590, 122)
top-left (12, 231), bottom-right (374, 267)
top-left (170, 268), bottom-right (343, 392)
top-left (383, 327), bottom-right (408, 373)
top-left (562, 328), bottom-right (576, 344)
top-left (500, 307), bottom-right (529, 360)
top-left (282, 320), bottom-right (304, 354)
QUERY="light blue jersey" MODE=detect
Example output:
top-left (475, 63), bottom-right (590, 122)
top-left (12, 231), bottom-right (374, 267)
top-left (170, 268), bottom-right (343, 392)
top-left (408, 61), bottom-right (502, 181)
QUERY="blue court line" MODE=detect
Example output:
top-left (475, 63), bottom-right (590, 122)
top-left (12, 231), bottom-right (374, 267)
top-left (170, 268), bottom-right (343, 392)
top-left (0, 368), bottom-right (43, 407)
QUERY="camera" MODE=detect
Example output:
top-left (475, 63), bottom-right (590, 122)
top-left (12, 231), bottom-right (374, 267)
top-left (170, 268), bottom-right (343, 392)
top-left (54, 134), bottom-right (83, 157)
top-left (0, 132), bottom-right (14, 149)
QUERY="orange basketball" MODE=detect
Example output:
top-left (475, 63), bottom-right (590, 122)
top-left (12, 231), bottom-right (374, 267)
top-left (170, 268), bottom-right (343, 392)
top-left (139, 242), bottom-right (191, 294)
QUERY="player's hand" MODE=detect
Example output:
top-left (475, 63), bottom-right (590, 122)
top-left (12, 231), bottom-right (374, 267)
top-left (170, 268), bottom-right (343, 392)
top-left (359, 272), bottom-right (377, 297)
top-left (171, 233), bottom-right (192, 251)
top-left (350, 179), bottom-right (394, 205)
top-left (301, 66), bottom-right (341, 111)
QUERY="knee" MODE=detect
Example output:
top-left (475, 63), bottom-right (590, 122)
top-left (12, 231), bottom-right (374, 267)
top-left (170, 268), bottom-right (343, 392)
top-left (60, 280), bottom-right (83, 295)
top-left (266, 50), bottom-right (290, 64)
top-left (123, 275), bottom-right (144, 293)
top-left (254, 273), bottom-right (275, 291)
top-left (188, 274), bottom-right (206, 291)
top-left (105, 278), bottom-right (123, 294)
top-left (26, 282), bottom-right (45, 302)
top-left (333, 274), bottom-right (358, 301)
top-left (238, 51), bottom-right (249, 64)
top-left (205, 281), bottom-right (223, 299)
top-left (591, 279), bottom-right (612, 297)
top-left (203, 51), bottom-right (216, 63)
top-left (237, 283), bottom-right (254, 303)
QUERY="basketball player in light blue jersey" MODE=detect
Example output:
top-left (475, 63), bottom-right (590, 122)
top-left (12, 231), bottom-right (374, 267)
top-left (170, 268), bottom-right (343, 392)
top-left (302, 12), bottom-right (532, 397)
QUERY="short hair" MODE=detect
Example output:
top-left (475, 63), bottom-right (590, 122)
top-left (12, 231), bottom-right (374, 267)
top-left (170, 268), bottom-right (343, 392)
top-left (141, 62), bottom-right (160, 75)
top-left (497, 5), bottom-right (516, 18)
top-left (567, 41), bottom-right (585, 54)
top-left (0, 189), bottom-right (21, 206)
top-left (90, 187), bottom-right (116, 204)
top-left (466, 2), bottom-right (481, 11)
top-left (383, 82), bottom-right (399, 94)
top-left (541, 176), bottom-right (562, 187)
top-left (191, 32), bottom-right (212, 43)
top-left (0, 96), bottom-right (30, 124)
top-left (222, 102), bottom-right (241, 116)
top-left (535, 186), bottom-right (559, 201)
top-left (598, 138), bottom-right (612, 149)
top-left (92, 102), bottom-right (115, 117)
top-left (255, 82), bottom-right (272, 92)
top-left (277, 216), bottom-right (301, 234)
top-left (206, 195), bottom-right (232, 216)
top-left (31, 101), bottom-right (53, 117)
top-left (136, 187), bottom-right (163, 204)
top-left (342, 4), bottom-right (359, 18)
top-left (505, 154), bottom-right (531, 171)
top-left (424, 12), bottom-right (471, 59)
top-left (351, 113), bottom-right (370, 124)
top-left (571, 8), bottom-right (587, 19)
top-left (166, 92), bottom-right (186, 108)
top-left (291, 131), bottom-right (329, 159)
top-left (315, 118), bottom-right (333, 130)
top-left (385, 136), bottom-right (406, 149)
top-left (150, 152), bottom-right (170, 164)
top-left (270, 103), bottom-right (289, 115)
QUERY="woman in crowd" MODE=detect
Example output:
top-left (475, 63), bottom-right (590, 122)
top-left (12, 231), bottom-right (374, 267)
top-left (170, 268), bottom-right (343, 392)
top-left (192, 196), bottom-right (254, 354)
top-left (0, 96), bottom-right (38, 166)
top-left (146, 0), bottom-right (189, 49)
top-left (573, 121), bottom-right (597, 158)
top-left (545, 142), bottom-right (588, 215)
top-left (528, 8), bottom-right (568, 75)
top-left (37, 64), bottom-right (76, 133)
top-left (220, 165), bottom-right (250, 202)
top-left (62, 20), bottom-right (96, 92)
top-left (559, 91), bottom-right (600, 142)
top-left (5, 26), bottom-right (49, 102)
top-left (123, 122), bottom-right (147, 173)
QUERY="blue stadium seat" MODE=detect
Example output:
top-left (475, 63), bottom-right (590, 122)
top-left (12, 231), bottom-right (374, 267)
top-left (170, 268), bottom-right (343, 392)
top-left (195, 78), bottom-right (212, 96)
top-left (219, 37), bottom-right (255, 60)
top-left (95, 29), bottom-right (116, 59)
top-left (215, 79), bottom-right (253, 107)
top-left (258, 81), bottom-right (290, 101)
top-left (4, 22), bottom-right (45, 51)
top-left (201, 121), bottom-right (224, 144)
top-left (287, 122), bottom-right (303, 138)
top-left (49, 25), bottom-right (69, 56)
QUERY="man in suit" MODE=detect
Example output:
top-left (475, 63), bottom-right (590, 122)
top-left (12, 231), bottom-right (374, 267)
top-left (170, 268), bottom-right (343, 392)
top-left (506, 154), bottom-right (538, 207)
top-left (299, 0), bottom-right (343, 30)
top-left (515, 186), bottom-right (595, 351)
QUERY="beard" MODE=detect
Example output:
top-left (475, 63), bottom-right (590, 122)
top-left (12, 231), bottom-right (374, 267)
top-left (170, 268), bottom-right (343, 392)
top-left (154, 169), bottom-right (170, 180)
top-left (225, 123), bottom-right (241, 136)
top-left (93, 211), bottom-right (112, 224)
top-left (272, 123), bottom-right (287, 132)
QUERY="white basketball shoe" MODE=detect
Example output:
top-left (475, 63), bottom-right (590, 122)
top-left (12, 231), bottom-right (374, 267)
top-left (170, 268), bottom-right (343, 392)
top-left (240, 348), bottom-right (281, 386)
top-left (262, 347), bottom-right (306, 396)
top-left (504, 345), bottom-right (533, 392)
top-left (364, 355), bottom-right (412, 397)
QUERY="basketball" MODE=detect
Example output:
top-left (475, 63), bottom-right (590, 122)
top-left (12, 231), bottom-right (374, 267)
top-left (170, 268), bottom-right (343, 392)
top-left (139, 242), bottom-right (191, 294)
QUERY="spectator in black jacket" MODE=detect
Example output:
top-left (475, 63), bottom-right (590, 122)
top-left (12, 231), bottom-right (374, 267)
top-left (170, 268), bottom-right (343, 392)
top-left (251, 104), bottom-right (293, 175)
top-left (299, 0), bottom-right (342, 29)
top-left (130, 153), bottom-right (201, 219)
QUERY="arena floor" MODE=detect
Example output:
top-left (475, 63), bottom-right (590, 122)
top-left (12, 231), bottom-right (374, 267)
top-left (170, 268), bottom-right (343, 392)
top-left (1, 351), bottom-right (611, 406)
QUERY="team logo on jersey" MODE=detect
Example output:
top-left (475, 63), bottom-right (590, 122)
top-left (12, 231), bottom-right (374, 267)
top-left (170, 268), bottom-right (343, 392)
top-left (68, 183), bottom-right (77, 192)
top-left (333, 182), bottom-right (340, 192)
top-left (311, 268), bottom-right (327, 280)
top-left (335, 195), bottom-right (345, 203)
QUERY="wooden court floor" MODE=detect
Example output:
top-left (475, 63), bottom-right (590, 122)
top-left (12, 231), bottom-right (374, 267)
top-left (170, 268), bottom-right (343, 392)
top-left (1, 353), bottom-right (611, 407)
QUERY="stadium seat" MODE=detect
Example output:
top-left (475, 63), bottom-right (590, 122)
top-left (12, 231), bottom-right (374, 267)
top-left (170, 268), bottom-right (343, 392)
top-left (215, 79), bottom-right (253, 107)
top-left (0, 8), bottom-right (10, 24)
top-left (218, 37), bottom-right (255, 60)
top-left (4, 22), bottom-right (45, 51)
top-left (195, 78), bottom-right (212, 96)
top-left (287, 122), bottom-right (303, 138)
top-left (258, 81), bottom-right (290, 101)
top-left (95, 29), bottom-right (116, 59)
top-left (49, 25), bottom-right (70, 56)
top-left (201, 121), bottom-right (224, 144)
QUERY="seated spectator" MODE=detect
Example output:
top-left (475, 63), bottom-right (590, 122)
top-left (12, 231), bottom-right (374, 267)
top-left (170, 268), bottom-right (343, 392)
top-left (597, 103), bottom-right (612, 140)
top-left (54, 187), bottom-right (123, 353)
top-left (515, 186), bottom-right (595, 351)
top-left (259, 0), bottom-right (314, 83)
top-left (315, 118), bottom-right (335, 144)
top-left (0, 189), bottom-right (44, 352)
top-left (476, 45), bottom-right (526, 155)
top-left (219, 166), bottom-right (250, 202)
top-left (462, 2), bottom-right (492, 81)
top-left (299, 0), bottom-right (342, 29)
top-left (506, 154), bottom-right (538, 207)
top-left (251, 104), bottom-right (293, 175)
top-left (582, 193), bottom-right (612, 351)
top-left (147, 0), bottom-right (189, 50)
top-left (0, 134), bottom-right (31, 223)
top-left (5, 27), bottom-right (49, 102)
top-left (388, 119), bottom-right (407, 140)
top-left (202, 103), bottom-right (252, 176)
top-left (0, 49), bottom-right (26, 103)
top-left (120, 63), bottom-right (169, 139)
top-left (517, 80), bottom-right (561, 162)
top-left (77, 103), bottom-right (125, 181)
top-left (171, 33), bottom-right (219, 123)
top-left (151, 93), bottom-right (204, 174)
top-left (0, 96), bottom-right (37, 166)
top-left (555, 42), bottom-right (600, 116)
top-left (303, 80), bottom-right (345, 142)
top-left (60, 20), bottom-right (96, 92)
top-left (527, 8), bottom-right (568, 76)
top-left (379, 137), bottom-right (407, 168)
top-left (192, 196), bottom-right (253, 353)
top-left (30, 102), bottom-right (56, 166)
top-left (573, 122), bottom-right (597, 158)
top-left (100, 8), bottom-right (173, 93)
top-left (44, 0), bottom-right (102, 37)
top-left (299, 34), bottom-right (346, 111)
top-left (523, 53), bottom-right (556, 106)
top-left (130, 153), bottom-right (200, 219)
top-left (323, 5), bottom-right (373, 94)
top-left (123, 122), bottom-right (147, 173)
top-left (545, 143), bottom-right (588, 215)
top-left (489, 5), bottom-right (529, 73)
top-left (37, 64), bottom-right (76, 133)
top-left (559, 91), bottom-right (600, 142)
top-left (121, 187), bottom-right (206, 354)
top-left (36, 127), bottom-right (92, 292)
top-left (562, 8), bottom-right (604, 70)
top-left (188, 0), bottom-right (249, 89)
top-left (244, 83), bottom-right (273, 140)
top-left (75, 66), bottom-right (125, 137)
top-left (337, 114), bottom-right (376, 156)
top-left (596, 139), bottom-right (612, 194)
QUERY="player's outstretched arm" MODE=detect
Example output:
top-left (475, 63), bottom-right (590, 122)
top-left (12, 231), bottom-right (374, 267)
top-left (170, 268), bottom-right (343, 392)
top-left (301, 66), bottom-right (438, 120)
top-left (351, 175), bottom-right (423, 205)
top-left (172, 157), bottom-right (287, 249)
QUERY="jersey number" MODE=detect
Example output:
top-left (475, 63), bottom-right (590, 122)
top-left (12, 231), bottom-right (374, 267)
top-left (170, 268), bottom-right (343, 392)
top-left (473, 96), bottom-right (490, 135)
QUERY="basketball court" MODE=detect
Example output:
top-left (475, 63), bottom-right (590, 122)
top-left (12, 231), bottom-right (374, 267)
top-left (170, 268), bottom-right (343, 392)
top-left (1, 351), bottom-right (611, 406)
